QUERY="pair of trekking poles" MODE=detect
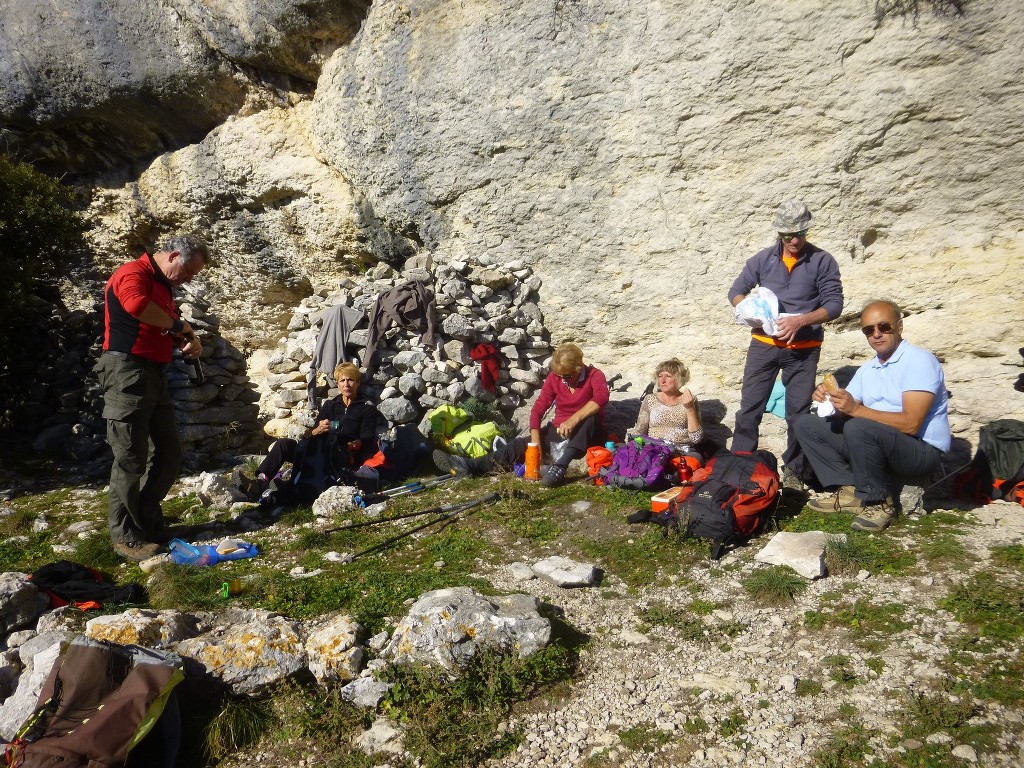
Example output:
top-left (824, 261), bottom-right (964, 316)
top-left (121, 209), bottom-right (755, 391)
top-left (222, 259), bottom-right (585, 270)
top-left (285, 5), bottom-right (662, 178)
top-left (326, 490), bottom-right (521, 563)
top-left (352, 471), bottom-right (459, 507)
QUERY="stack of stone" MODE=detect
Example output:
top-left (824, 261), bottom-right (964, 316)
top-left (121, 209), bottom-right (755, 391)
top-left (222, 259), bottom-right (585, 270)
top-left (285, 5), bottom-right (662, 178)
top-left (29, 283), bottom-right (261, 470)
top-left (170, 283), bottom-right (261, 464)
top-left (262, 254), bottom-right (551, 438)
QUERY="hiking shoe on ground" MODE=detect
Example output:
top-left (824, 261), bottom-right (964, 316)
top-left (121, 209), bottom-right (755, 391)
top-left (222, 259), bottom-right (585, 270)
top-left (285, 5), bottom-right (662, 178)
top-left (541, 463), bottom-right (567, 487)
top-left (432, 449), bottom-right (470, 477)
top-left (113, 539), bottom-right (164, 562)
top-left (232, 468), bottom-right (265, 501)
top-left (782, 468), bottom-right (805, 492)
top-left (851, 499), bottom-right (896, 532)
top-left (626, 509), bottom-right (652, 524)
top-left (807, 486), bottom-right (861, 514)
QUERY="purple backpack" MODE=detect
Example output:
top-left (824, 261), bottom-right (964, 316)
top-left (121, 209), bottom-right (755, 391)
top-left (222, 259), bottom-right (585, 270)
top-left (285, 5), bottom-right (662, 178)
top-left (604, 440), bottom-right (674, 489)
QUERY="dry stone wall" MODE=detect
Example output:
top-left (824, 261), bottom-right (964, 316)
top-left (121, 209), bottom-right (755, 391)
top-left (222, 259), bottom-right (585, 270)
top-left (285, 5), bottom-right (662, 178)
top-left (261, 254), bottom-right (551, 438)
top-left (26, 282), bottom-right (261, 469)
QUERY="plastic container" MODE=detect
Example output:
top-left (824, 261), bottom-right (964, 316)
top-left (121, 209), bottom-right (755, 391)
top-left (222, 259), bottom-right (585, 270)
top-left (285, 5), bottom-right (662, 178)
top-left (524, 443), bottom-right (541, 481)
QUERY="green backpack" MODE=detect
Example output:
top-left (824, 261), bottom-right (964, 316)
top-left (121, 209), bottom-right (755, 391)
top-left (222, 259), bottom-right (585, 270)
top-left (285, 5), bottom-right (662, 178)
top-left (427, 405), bottom-right (501, 458)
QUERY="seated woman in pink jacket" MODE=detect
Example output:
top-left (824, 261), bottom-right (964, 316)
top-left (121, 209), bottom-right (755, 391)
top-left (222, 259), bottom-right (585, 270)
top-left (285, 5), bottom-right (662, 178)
top-left (433, 343), bottom-right (609, 486)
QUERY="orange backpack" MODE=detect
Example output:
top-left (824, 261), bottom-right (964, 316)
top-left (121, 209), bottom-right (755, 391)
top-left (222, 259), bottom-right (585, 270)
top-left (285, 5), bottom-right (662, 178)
top-left (586, 446), bottom-right (614, 485)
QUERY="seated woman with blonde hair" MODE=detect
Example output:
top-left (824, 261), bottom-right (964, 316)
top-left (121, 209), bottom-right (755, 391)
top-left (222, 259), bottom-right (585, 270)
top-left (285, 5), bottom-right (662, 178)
top-left (633, 358), bottom-right (703, 449)
top-left (234, 362), bottom-right (379, 500)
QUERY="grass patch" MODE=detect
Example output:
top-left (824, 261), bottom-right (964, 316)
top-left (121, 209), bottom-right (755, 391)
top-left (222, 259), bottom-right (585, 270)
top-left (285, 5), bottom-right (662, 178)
top-left (992, 544), bottom-right (1024, 569)
top-left (813, 724), bottom-right (874, 767)
top-left (71, 531), bottom-right (122, 573)
top-left (892, 691), bottom-right (999, 756)
top-left (795, 678), bottom-right (822, 696)
top-left (822, 655), bottom-right (861, 688)
top-left (939, 571), bottom-right (1024, 642)
top-left (717, 707), bottom-right (747, 740)
top-left (824, 533), bottom-right (916, 576)
top-left (148, 564), bottom-right (236, 612)
top-left (803, 598), bottom-right (911, 645)
top-left (953, 653), bottom-right (1024, 706)
top-left (638, 602), bottom-right (707, 642)
top-left (0, 531), bottom-right (57, 573)
top-left (683, 715), bottom-right (709, 734)
top-left (618, 721), bottom-right (671, 752)
top-left (917, 533), bottom-right (967, 564)
top-left (381, 644), bottom-right (577, 768)
top-left (577, 531), bottom-right (705, 588)
top-left (202, 694), bottom-right (277, 762)
top-left (686, 598), bottom-right (718, 615)
top-left (741, 566), bottom-right (807, 604)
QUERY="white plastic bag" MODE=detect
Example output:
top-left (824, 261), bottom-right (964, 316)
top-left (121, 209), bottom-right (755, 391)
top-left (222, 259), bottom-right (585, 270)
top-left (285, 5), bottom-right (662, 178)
top-left (735, 287), bottom-right (780, 336)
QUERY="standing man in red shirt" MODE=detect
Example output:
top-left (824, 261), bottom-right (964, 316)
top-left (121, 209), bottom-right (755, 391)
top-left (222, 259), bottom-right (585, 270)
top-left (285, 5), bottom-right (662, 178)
top-left (96, 235), bottom-right (209, 561)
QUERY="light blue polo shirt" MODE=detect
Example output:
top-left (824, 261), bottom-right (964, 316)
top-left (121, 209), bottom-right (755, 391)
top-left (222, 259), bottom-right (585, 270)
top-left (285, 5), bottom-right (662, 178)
top-left (846, 340), bottom-right (951, 452)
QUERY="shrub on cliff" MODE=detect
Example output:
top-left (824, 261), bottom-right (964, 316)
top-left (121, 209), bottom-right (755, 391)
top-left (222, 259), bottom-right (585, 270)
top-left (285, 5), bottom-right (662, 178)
top-left (0, 155), bottom-right (87, 428)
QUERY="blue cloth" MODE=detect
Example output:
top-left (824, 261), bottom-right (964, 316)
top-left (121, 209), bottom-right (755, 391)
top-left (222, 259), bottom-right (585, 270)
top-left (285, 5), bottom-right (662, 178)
top-left (846, 340), bottom-right (951, 452)
top-left (168, 538), bottom-right (259, 566)
top-left (765, 378), bottom-right (787, 419)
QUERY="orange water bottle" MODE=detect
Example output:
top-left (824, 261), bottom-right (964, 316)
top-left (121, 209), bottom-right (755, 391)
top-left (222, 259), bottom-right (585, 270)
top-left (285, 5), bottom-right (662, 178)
top-left (524, 443), bottom-right (541, 481)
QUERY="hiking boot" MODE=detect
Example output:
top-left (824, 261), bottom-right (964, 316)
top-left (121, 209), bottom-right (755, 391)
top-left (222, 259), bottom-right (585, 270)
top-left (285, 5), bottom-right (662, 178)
top-left (851, 499), bottom-right (896, 532)
top-left (112, 539), bottom-right (164, 562)
top-left (782, 468), bottom-right (805, 492)
top-left (807, 486), bottom-right (861, 514)
top-left (541, 463), bottom-right (567, 487)
top-left (433, 449), bottom-right (471, 477)
top-left (626, 509), bottom-right (652, 524)
top-left (232, 468), bottom-right (266, 502)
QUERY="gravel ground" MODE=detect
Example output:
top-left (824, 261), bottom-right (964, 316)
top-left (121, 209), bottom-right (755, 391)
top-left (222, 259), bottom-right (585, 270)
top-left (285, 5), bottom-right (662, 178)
top-left (477, 497), bottom-right (1024, 768)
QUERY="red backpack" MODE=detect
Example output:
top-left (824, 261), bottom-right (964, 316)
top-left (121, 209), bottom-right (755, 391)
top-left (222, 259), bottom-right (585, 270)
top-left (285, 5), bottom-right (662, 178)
top-left (666, 450), bottom-right (780, 559)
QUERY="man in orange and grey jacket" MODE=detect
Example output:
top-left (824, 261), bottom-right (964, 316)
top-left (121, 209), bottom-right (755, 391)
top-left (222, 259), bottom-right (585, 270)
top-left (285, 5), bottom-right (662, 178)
top-left (728, 200), bottom-right (844, 489)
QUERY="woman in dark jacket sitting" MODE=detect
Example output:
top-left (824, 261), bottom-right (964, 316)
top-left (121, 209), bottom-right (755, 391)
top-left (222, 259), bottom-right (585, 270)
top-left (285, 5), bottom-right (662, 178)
top-left (234, 362), bottom-right (378, 500)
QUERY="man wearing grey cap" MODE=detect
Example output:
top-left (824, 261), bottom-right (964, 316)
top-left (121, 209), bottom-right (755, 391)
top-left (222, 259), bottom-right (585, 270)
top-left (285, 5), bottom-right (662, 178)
top-left (728, 200), bottom-right (844, 488)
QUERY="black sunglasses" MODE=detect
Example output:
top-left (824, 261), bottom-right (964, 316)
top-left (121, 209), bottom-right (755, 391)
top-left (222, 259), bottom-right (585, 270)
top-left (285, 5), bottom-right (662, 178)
top-left (861, 322), bottom-right (895, 336)
top-left (779, 231), bottom-right (807, 240)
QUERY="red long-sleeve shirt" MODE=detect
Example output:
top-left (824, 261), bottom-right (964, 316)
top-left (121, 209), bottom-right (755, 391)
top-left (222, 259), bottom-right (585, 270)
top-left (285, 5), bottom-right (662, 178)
top-left (529, 366), bottom-right (610, 430)
top-left (103, 253), bottom-right (179, 363)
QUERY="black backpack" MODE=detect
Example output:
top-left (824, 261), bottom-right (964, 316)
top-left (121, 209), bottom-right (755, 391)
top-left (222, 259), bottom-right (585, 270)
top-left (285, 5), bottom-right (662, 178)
top-left (953, 419), bottom-right (1024, 503)
top-left (665, 450), bottom-right (781, 560)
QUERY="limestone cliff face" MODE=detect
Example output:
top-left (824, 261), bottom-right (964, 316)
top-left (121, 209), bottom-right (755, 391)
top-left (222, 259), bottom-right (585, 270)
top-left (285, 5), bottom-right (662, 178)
top-left (308, 0), bottom-right (1024, 435)
top-left (4, 0), bottom-right (1023, 450)
top-left (0, 0), bottom-right (369, 173)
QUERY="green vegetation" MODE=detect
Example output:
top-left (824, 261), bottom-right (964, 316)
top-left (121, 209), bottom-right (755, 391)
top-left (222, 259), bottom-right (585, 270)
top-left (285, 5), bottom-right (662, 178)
top-left (741, 566), bottom-right (808, 604)
top-left (813, 724), bottom-right (874, 768)
top-left (201, 695), bottom-right (277, 762)
top-left (717, 707), bottom-right (748, 740)
top-left (618, 721), bottom-right (672, 752)
top-left (891, 691), bottom-right (999, 759)
top-left (795, 678), bottom-right (823, 697)
top-left (0, 155), bottom-right (88, 430)
top-left (381, 645), bottom-right (576, 768)
top-left (939, 571), bottom-right (1024, 643)
top-left (822, 655), bottom-right (862, 688)
top-left (822, 531), bottom-right (916, 576)
top-left (804, 597), bottom-right (911, 647)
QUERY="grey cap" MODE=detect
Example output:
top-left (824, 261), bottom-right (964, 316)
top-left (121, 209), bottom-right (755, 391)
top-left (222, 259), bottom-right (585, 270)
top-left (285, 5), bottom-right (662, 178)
top-left (771, 199), bottom-right (813, 232)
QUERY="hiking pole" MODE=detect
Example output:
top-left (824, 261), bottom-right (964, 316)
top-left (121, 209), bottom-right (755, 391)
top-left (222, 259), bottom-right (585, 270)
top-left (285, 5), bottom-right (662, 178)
top-left (354, 472), bottom-right (458, 507)
top-left (326, 488), bottom-right (525, 535)
top-left (341, 492), bottom-right (502, 563)
top-left (323, 497), bottom-right (474, 534)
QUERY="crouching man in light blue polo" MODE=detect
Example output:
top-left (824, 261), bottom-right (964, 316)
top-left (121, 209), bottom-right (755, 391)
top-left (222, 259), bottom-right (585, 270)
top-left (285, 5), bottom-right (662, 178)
top-left (794, 299), bottom-right (950, 531)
